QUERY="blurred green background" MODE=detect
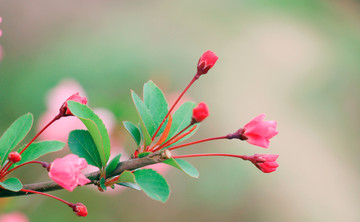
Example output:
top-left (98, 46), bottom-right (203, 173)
top-left (1, 0), bottom-right (360, 221)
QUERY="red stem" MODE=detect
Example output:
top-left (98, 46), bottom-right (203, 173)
top-left (168, 136), bottom-right (228, 151)
top-left (173, 153), bottom-right (249, 160)
top-left (155, 123), bottom-right (192, 151)
top-left (1, 161), bottom-right (47, 178)
top-left (20, 189), bottom-right (72, 206)
top-left (152, 77), bottom-right (197, 140)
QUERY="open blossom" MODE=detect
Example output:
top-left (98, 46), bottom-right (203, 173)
top-left (72, 203), bottom-right (88, 217)
top-left (61, 92), bottom-right (88, 115)
top-left (192, 102), bottom-right (209, 123)
top-left (197, 50), bottom-right (218, 75)
top-left (242, 114), bottom-right (278, 148)
top-left (48, 154), bottom-right (90, 191)
top-left (250, 154), bottom-right (279, 173)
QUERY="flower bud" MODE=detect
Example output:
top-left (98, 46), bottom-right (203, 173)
top-left (250, 154), bottom-right (279, 173)
top-left (72, 203), bottom-right (88, 217)
top-left (197, 51), bottom-right (218, 76)
top-left (8, 152), bottom-right (21, 163)
top-left (192, 102), bottom-right (209, 123)
top-left (59, 92), bottom-right (87, 116)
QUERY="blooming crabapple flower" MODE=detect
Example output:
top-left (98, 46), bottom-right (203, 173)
top-left (0, 212), bottom-right (29, 222)
top-left (48, 154), bottom-right (91, 191)
top-left (250, 154), bottom-right (279, 173)
top-left (192, 102), bottom-right (209, 123)
top-left (61, 92), bottom-right (88, 115)
top-left (72, 203), bottom-right (88, 217)
top-left (197, 50), bottom-right (218, 75)
top-left (242, 114), bottom-right (278, 148)
top-left (8, 152), bottom-right (21, 163)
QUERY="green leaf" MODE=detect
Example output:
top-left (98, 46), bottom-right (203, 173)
top-left (0, 113), bottom-right (33, 166)
top-left (143, 81), bottom-right (168, 135)
top-left (123, 121), bottom-right (141, 147)
top-left (67, 101), bottom-right (111, 168)
top-left (13, 141), bottom-right (65, 168)
top-left (133, 169), bottom-right (170, 202)
top-left (100, 177), bottom-right (107, 191)
top-left (68, 130), bottom-right (103, 169)
top-left (116, 170), bottom-right (136, 184)
top-left (105, 154), bottom-right (122, 176)
top-left (163, 158), bottom-right (199, 178)
top-left (0, 177), bottom-right (23, 192)
top-left (117, 182), bottom-right (141, 191)
top-left (131, 91), bottom-right (155, 139)
top-left (167, 102), bottom-right (195, 140)
top-left (137, 152), bottom-right (151, 158)
top-left (139, 123), bottom-right (151, 146)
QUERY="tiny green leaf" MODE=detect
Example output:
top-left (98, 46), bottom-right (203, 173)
top-left (0, 177), bottom-right (23, 192)
top-left (133, 169), bottom-right (170, 202)
top-left (68, 130), bottom-right (102, 169)
top-left (131, 91), bottom-right (155, 138)
top-left (143, 81), bottom-right (168, 135)
top-left (137, 152), bottom-right (151, 158)
top-left (163, 158), bottom-right (199, 178)
top-left (13, 141), bottom-right (65, 168)
top-left (117, 182), bottom-right (142, 191)
top-left (100, 177), bottom-right (107, 191)
top-left (116, 170), bottom-right (136, 184)
top-left (123, 121), bottom-right (141, 147)
top-left (105, 154), bottom-right (122, 176)
top-left (0, 113), bottom-right (33, 166)
top-left (67, 101), bottom-right (111, 168)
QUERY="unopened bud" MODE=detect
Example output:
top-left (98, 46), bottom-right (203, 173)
top-left (192, 102), bottom-right (209, 123)
top-left (72, 203), bottom-right (88, 217)
top-left (196, 51), bottom-right (218, 76)
top-left (9, 152), bottom-right (21, 163)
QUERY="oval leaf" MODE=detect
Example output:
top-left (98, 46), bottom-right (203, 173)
top-left (0, 177), bottom-right (23, 192)
top-left (68, 130), bottom-right (102, 169)
top-left (105, 154), bottom-right (122, 176)
top-left (123, 121), bottom-right (141, 147)
top-left (163, 158), bottom-right (199, 178)
top-left (133, 169), bottom-right (170, 202)
top-left (167, 102), bottom-right (195, 140)
top-left (0, 113), bottom-right (33, 166)
top-left (67, 101), bottom-right (111, 168)
top-left (131, 91), bottom-right (155, 140)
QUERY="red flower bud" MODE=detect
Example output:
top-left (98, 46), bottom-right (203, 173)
top-left (8, 152), bottom-right (21, 163)
top-left (72, 203), bottom-right (88, 217)
top-left (192, 102), bottom-right (209, 123)
top-left (250, 154), bottom-right (279, 173)
top-left (197, 51), bottom-right (218, 75)
top-left (60, 93), bottom-right (87, 116)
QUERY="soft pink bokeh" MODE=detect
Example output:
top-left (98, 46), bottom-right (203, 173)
top-left (243, 114), bottom-right (278, 148)
top-left (0, 212), bottom-right (29, 222)
top-left (48, 154), bottom-right (91, 191)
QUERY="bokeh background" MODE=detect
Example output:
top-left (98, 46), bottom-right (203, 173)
top-left (1, 0), bottom-right (360, 221)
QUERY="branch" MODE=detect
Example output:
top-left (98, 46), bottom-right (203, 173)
top-left (0, 152), bottom-right (165, 198)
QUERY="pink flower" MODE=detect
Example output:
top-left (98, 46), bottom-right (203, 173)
top-left (197, 50), bottom-right (218, 75)
top-left (192, 102), bottom-right (209, 123)
top-left (8, 152), bottom-right (21, 163)
top-left (48, 154), bottom-right (90, 191)
top-left (250, 154), bottom-right (279, 173)
top-left (0, 212), bottom-right (29, 222)
top-left (72, 203), bottom-right (88, 217)
top-left (243, 114), bottom-right (278, 148)
top-left (61, 92), bottom-right (88, 116)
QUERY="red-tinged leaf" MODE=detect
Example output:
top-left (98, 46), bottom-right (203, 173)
top-left (154, 115), bottom-right (173, 147)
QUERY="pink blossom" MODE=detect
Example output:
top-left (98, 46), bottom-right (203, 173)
top-left (243, 114), bottom-right (278, 148)
top-left (48, 154), bottom-right (90, 191)
top-left (197, 50), bottom-right (218, 75)
top-left (61, 92), bottom-right (88, 115)
top-left (192, 102), bottom-right (209, 123)
top-left (250, 154), bottom-right (279, 173)
top-left (0, 212), bottom-right (29, 222)
top-left (72, 203), bottom-right (88, 217)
